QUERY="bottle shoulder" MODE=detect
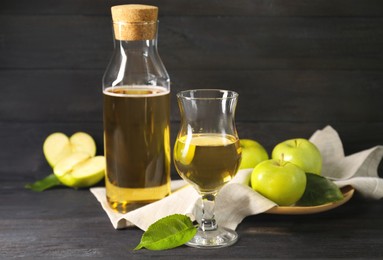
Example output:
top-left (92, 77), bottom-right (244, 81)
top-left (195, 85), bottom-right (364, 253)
top-left (102, 49), bottom-right (170, 89)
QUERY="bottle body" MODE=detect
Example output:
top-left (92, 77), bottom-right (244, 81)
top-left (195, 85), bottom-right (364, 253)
top-left (103, 20), bottom-right (170, 213)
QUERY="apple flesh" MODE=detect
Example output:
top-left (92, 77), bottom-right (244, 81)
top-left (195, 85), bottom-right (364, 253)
top-left (54, 153), bottom-right (105, 188)
top-left (43, 132), bottom-right (97, 168)
top-left (43, 133), bottom-right (72, 167)
top-left (251, 159), bottom-right (307, 206)
top-left (271, 138), bottom-right (322, 175)
top-left (69, 156), bottom-right (105, 187)
top-left (69, 132), bottom-right (97, 157)
top-left (239, 139), bottom-right (269, 169)
top-left (54, 152), bottom-right (90, 177)
top-left (174, 136), bottom-right (196, 165)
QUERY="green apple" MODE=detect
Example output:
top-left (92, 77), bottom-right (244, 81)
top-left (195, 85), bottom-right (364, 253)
top-left (54, 153), bottom-right (105, 188)
top-left (238, 139), bottom-right (269, 169)
top-left (43, 133), bottom-right (72, 167)
top-left (43, 132), bottom-right (97, 168)
top-left (251, 159), bottom-right (306, 206)
top-left (69, 132), bottom-right (97, 157)
top-left (271, 138), bottom-right (322, 175)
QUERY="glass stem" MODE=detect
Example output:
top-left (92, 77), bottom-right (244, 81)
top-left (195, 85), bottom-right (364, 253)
top-left (200, 193), bottom-right (217, 231)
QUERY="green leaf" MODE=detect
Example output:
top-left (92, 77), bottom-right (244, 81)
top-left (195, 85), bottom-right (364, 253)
top-left (134, 214), bottom-right (197, 251)
top-left (296, 173), bottom-right (344, 206)
top-left (25, 174), bottom-right (62, 192)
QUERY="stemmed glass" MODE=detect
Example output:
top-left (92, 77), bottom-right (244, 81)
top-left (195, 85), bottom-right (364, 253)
top-left (173, 89), bottom-right (242, 248)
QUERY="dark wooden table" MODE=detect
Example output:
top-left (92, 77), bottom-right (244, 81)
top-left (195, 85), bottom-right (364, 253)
top-left (1, 125), bottom-right (382, 259)
top-left (2, 177), bottom-right (383, 258)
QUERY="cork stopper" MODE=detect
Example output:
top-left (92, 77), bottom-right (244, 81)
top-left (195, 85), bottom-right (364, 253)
top-left (111, 4), bottom-right (158, 41)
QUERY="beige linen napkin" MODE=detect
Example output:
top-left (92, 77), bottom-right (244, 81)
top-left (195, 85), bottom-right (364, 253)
top-left (90, 125), bottom-right (383, 231)
top-left (310, 126), bottom-right (383, 199)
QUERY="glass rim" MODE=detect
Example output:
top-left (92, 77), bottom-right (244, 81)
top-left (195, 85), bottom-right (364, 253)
top-left (177, 89), bottom-right (239, 100)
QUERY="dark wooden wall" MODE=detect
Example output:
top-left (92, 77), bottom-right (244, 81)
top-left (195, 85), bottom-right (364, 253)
top-left (1, 0), bottom-right (382, 181)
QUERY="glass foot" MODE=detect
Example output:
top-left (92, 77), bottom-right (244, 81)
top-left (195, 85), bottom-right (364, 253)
top-left (186, 227), bottom-right (238, 248)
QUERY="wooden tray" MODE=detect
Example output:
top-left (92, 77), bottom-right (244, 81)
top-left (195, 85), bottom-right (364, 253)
top-left (266, 186), bottom-right (355, 215)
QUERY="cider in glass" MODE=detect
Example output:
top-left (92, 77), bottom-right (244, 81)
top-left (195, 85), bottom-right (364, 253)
top-left (174, 133), bottom-right (241, 194)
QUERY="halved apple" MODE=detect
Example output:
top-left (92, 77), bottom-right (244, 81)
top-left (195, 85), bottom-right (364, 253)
top-left (54, 153), bottom-right (105, 188)
top-left (43, 133), bottom-right (72, 167)
top-left (53, 152), bottom-right (90, 177)
top-left (43, 132), bottom-right (97, 168)
top-left (69, 156), bottom-right (106, 187)
top-left (69, 132), bottom-right (97, 157)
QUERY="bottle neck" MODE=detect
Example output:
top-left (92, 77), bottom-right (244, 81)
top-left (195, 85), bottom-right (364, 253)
top-left (113, 38), bottom-right (158, 52)
top-left (103, 21), bottom-right (169, 89)
top-left (112, 21), bottom-right (159, 53)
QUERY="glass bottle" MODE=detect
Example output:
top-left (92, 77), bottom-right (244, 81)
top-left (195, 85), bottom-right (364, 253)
top-left (102, 4), bottom-right (170, 213)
